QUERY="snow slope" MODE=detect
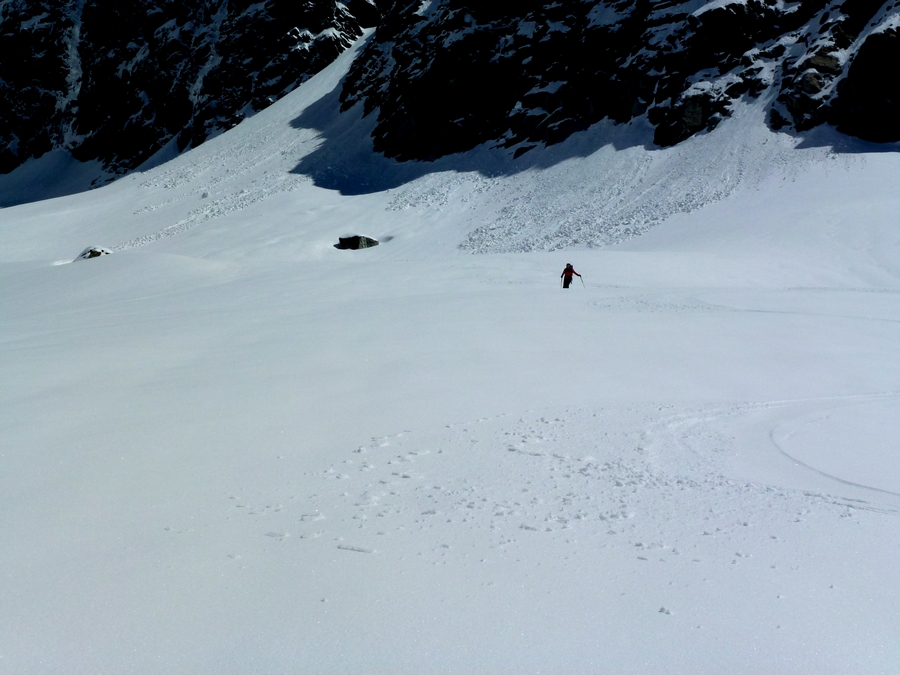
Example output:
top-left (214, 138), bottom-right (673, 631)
top-left (2, 37), bottom-right (900, 674)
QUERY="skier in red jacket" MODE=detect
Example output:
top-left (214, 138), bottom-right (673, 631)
top-left (561, 263), bottom-right (581, 288)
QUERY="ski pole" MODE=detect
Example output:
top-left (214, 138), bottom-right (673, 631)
top-left (581, 276), bottom-right (585, 288)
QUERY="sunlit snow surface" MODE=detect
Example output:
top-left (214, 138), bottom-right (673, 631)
top-left (2, 38), bottom-right (900, 674)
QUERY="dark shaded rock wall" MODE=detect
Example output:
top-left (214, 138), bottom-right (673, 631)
top-left (341, 0), bottom-right (899, 161)
top-left (2, 0), bottom-right (896, 177)
top-left (831, 26), bottom-right (900, 142)
top-left (0, 0), bottom-right (382, 174)
top-left (0, 1), bottom-right (78, 173)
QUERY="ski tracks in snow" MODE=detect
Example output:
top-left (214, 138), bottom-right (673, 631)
top-left (224, 400), bottom-right (899, 576)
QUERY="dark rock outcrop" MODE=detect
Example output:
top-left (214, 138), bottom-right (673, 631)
top-left (335, 235), bottom-right (379, 249)
top-left (74, 246), bottom-right (112, 260)
top-left (340, 0), bottom-right (898, 161)
top-left (653, 92), bottom-right (731, 147)
top-left (0, 1), bottom-right (76, 174)
top-left (831, 27), bottom-right (900, 143)
top-left (0, 0), bottom-right (382, 176)
top-left (2, 0), bottom-right (897, 181)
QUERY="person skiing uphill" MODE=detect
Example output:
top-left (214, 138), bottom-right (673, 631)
top-left (560, 263), bottom-right (581, 288)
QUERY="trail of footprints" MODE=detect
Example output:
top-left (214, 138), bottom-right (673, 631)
top-left (589, 292), bottom-right (732, 314)
top-left (229, 405), bottom-right (884, 567)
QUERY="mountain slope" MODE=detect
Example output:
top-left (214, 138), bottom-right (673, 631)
top-left (4, 0), bottom-right (897, 202)
top-left (341, 0), bottom-right (900, 160)
top-left (1, 29), bottom-right (900, 675)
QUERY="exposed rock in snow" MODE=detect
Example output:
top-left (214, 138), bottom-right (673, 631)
top-left (335, 235), bottom-right (380, 249)
top-left (74, 246), bottom-right (112, 260)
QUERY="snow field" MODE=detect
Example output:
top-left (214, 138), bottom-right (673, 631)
top-left (2, 33), bottom-right (900, 674)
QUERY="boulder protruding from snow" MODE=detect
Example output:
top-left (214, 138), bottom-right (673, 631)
top-left (335, 235), bottom-right (379, 250)
top-left (75, 246), bottom-right (113, 261)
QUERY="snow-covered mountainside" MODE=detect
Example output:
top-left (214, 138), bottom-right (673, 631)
top-left (4, 0), bottom-right (897, 188)
top-left (1, 29), bottom-right (900, 674)
top-left (342, 0), bottom-right (900, 160)
top-left (0, 0), bottom-right (380, 176)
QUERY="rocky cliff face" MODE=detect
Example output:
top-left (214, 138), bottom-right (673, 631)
top-left (340, 0), bottom-right (900, 161)
top-left (0, 0), bottom-right (381, 175)
top-left (2, 0), bottom-right (897, 178)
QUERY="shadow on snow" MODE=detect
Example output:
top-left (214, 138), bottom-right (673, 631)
top-left (286, 69), bottom-right (900, 196)
top-left (287, 78), bottom-right (658, 196)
